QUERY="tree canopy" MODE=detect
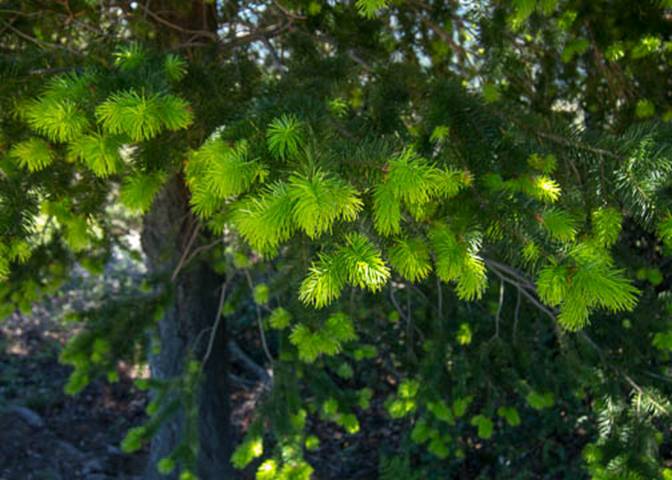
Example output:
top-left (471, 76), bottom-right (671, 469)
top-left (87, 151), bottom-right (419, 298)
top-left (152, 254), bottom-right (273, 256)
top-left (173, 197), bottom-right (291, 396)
top-left (2, 1), bottom-right (672, 479)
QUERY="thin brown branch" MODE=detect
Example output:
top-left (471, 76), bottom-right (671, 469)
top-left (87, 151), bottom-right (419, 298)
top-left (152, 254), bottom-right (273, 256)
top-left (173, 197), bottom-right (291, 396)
top-left (202, 277), bottom-right (230, 367)
top-left (138, 3), bottom-right (218, 40)
top-left (1, 19), bottom-right (78, 54)
top-left (170, 222), bottom-right (201, 282)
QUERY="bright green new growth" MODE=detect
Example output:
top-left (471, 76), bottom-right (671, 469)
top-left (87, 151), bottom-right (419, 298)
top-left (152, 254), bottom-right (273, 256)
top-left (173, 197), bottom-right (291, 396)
top-left (429, 224), bottom-right (487, 301)
top-left (526, 391), bottom-right (555, 410)
top-left (231, 172), bottom-right (363, 255)
top-left (113, 43), bottom-right (146, 71)
top-left (470, 414), bottom-right (494, 439)
top-left (231, 182), bottom-right (295, 254)
top-left (25, 97), bottom-right (89, 142)
top-left (288, 171), bottom-right (362, 239)
top-left (386, 378), bottom-right (420, 419)
top-left (658, 215), bottom-right (672, 248)
top-left (527, 176), bottom-right (562, 203)
top-left (10, 138), bottom-right (55, 172)
top-left (68, 133), bottom-right (124, 177)
top-left (388, 237), bottom-right (432, 283)
top-left (298, 252), bottom-right (347, 309)
top-left (373, 148), bottom-right (468, 236)
top-left (497, 406), bottom-right (521, 427)
top-left (289, 312), bottom-right (357, 362)
top-left (96, 90), bottom-right (193, 142)
top-left (540, 208), bottom-right (577, 242)
top-left (592, 207), bottom-right (623, 247)
top-left (527, 153), bottom-right (558, 174)
top-left (538, 244), bottom-right (639, 330)
top-left (484, 172), bottom-right (561, 203)
top-left (299, 234), bottom-right (389, 308)
top-left (537, 263), bottom-right (569, 306)
top-left (231, 435), bottom-right (263, 469)
top-left (120, 171), bottom-right (167, 214)
top-left (373, 182), bottom-right (402, 236)
top-left (355, 0), bottom-right (388, 18)
top-left (268, 307), bottom-right (292, 330)
top-left (194, 139), bottom-right (267, 199)
top-left (18, 73), bottom-right (93, 143)
top-left (253, 284), bottom-right (270, 304)
top-left (339, 233), bottom-right (390, 291)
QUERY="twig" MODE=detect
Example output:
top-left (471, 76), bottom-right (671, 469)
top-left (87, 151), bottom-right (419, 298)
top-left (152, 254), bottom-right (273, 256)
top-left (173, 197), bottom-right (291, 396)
top-left (218, 22), bottom-right (291, 51)
top-left (485, 260), bottom-right (556, 322)
top-left (388, 284), bottom-right (425, 342)
top-left (139, 3), bottom-right (218, 40)
top-left (272, 0), bottom-right (307, 20)
top-left (484, 257), bottom-right (536, 291)
top-left (201, 277), bottom-right (231, 367)
top-left (534, 131), bottom-right (620, 160)
top-left (261, 36), bottom-right (285, 72)
top-left (347, 49), bottom-right (373, 72)
top-left (171, 223), bottom-right (201, 282)
top-left (485, 260), bottom-right (565, 345)
top-left (1, 19), bottom-right (78, 54)
top-left (181, 237), bottom-right (224, 271)
top-left (580, 330), bottom-right (669, 413)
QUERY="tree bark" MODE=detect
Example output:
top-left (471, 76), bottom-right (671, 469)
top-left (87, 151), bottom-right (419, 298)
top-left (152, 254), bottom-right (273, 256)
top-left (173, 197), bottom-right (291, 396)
top-left (141, 176), bottom-right (233, 480)
top-left (136, 2), bottom-right (236, 477)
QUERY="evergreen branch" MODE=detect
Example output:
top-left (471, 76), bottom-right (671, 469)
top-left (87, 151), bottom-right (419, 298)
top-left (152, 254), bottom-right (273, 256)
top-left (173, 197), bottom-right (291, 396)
top-left (484, 258), bottom-right (558, 323)
top-left (580, 333), bottom-right (670, 415)
top-left (534, 131), bottom-right (620, 160)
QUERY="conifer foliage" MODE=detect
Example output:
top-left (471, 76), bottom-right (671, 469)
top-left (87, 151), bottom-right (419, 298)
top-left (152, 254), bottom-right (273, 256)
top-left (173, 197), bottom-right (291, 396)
top-left (2, 1), bottom-right (672, 479)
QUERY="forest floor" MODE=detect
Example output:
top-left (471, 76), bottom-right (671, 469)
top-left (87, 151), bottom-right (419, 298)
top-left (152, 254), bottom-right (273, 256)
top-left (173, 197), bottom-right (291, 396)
top-left (0, 270), bottom-right (389, 480)
top-left (0, 305), bottom-right (147, 480)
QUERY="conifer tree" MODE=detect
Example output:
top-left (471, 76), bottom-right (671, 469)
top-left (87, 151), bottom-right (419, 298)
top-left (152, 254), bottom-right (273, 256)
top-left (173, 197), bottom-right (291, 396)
top-left (2, 1), bottom-right (672, 479)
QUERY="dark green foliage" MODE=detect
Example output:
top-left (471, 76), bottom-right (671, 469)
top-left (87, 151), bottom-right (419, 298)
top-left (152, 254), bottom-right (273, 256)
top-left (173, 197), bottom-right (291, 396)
top-left (3, 1), bottom-right (672, 479)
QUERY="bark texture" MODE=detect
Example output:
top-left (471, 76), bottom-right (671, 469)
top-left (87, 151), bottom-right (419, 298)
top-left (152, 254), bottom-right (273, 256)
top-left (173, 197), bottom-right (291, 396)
top-left (142, 176), bottom-right (232, 480)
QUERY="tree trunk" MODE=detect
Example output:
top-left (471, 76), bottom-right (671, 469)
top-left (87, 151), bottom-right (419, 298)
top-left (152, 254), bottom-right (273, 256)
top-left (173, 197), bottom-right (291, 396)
top-left (141, 176), bottom-right (233, 479)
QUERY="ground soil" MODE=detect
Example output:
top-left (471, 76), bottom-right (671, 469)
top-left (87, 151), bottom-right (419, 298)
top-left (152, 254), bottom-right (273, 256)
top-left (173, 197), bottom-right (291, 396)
top-left (0, 275), bottom-right (394, 480)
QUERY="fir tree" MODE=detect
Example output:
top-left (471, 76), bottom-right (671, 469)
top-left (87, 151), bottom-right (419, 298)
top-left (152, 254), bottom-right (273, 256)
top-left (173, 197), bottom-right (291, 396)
top-left (2, 1), bottom-right (672, 479)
